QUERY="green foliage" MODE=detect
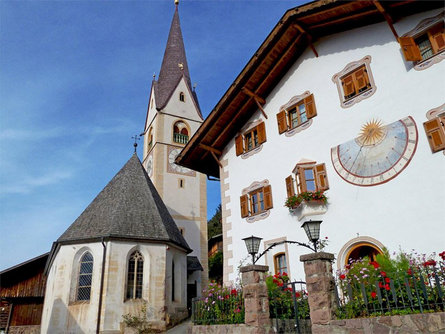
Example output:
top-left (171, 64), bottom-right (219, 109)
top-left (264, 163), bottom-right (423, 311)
top-left (207, 204), bottom-right (222, 239)
top-left (122, 301), bottom-right (159, 334)
top-left (193, 283), bottom-right (244, 325)
top-left (208, 251), bottom-right (223, 284)
top-left (284, 191), bottom-right (327, 209)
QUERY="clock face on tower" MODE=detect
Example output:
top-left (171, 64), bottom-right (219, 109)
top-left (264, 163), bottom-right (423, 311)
top-left (167, 147), bottom-right (195, 176)
top-left (331, 116), bottom-right (418, 186)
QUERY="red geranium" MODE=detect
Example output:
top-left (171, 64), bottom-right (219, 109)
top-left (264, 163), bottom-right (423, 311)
top-left (371, 291), bottom-right (377, 298)
top-left (385, 277), bottom-right (390, 283)
top-left (380, 271), bottom-right (386, 277)
top-left (295, 292), bottom-right (301, 298)
top-left (282, 272), bottom-right (288, 276)
top-left (370, 261), bottom-right (380, 269)
top-left (345, 264), bottom-right (351, 270)
top-left (378, 282), bottom-right (384, 289)
top-left (385, 284), bottom-right (390, 291)
top-left (231, 289), bottom-right (237, 296)
top-left (340, 274), bottom-right (346, 280)
top-left (423, 260), bottom-right (437, 267)
top-left (407, 268), bottom-right (413, 276)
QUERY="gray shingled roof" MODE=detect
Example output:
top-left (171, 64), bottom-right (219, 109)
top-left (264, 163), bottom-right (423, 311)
top-left (154, 5), bottom-right (200, 113)
top-left (57, 154), bottom-right (190, 252)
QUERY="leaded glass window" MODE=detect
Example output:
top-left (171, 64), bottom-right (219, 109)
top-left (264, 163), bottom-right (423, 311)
top-left (126, 251), bottom-right (144, 299)
top-left (77, 252), bottom-right (93, 301)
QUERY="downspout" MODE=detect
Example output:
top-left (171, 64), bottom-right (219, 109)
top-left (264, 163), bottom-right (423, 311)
top-left (96, 238), bottom-right (107, 334)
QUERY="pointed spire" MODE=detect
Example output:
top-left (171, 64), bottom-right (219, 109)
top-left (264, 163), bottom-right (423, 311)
top-left (155, 3), bottom-right (193, 109)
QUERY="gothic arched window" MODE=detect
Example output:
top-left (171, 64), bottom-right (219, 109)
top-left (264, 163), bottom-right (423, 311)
top-left (77, 252), bottom-right (93, 301)
top-left (179, 92), bottom-right (185, 102)
top-left (173, 121), bottom-right (189, 144)
top-left (126, 251), bottom-right (144, 299)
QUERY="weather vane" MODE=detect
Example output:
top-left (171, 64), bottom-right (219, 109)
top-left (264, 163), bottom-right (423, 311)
top-left (131, 135), bottom-right (140, 153)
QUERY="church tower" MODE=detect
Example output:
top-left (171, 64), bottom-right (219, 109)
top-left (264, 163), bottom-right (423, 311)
top-left (141, 2), bottom-right (208, 294)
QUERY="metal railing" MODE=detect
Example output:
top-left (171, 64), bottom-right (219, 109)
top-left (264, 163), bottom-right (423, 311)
top-left (191, 291), bottom-right (244, 325)
top-left (335, 263), bottom-right (445, 319)
top-left (173, 133), bottom-right (189, 144)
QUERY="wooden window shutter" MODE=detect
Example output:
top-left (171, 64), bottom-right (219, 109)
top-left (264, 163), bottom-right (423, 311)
top-left (263, 185), bottom-right (273, 210)
top-left (304, 94), bottom-right (317, 119)
top-left (257, 122), bottom-right (267, 144)
top-left (285, 175), bottom-right (295, 197)
top-left (276, 111), bottom-right (288, 134)
top-left (240, 194), bottom-right (249, 218)
top-left (353, 67), bottom-right (369, 91)
top-left (429, 23), bottom-right (445, 53)
top-left (296, 167), bottom-right (307, 193)
top-left (314, 163), bottom-right (329, 191)
top-left (235, 134), bottom-right (244, 156)
top-left (423, 117), bottom-right (445, 152)
top-left (342, 74), bottom-right (355, 98)
top-left (399, 36), bottom-right (422, 61)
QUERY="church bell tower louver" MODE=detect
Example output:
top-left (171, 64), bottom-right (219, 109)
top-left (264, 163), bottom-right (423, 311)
top-left (141, 1), bottom-right (208, 294)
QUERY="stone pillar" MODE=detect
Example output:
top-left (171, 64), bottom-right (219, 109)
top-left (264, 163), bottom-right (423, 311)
top-left (300, 252), bottom-right (336, 333)
top-left (240, 265), bottom-right (270, 328)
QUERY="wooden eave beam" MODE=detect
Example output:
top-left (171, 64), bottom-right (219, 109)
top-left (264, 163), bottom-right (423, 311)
top-left (199, 143), bottom-right (222, 156)
top-left (210, 151), bottom-right (223, 169)
top-left (373, 1), bottom-right (399, 40)
top-left (293, 23), bottom-right (318, 57)
top-left (310, 8), bottom-right (380, 30)
top-left (241, 87), bottom-right (268, 119)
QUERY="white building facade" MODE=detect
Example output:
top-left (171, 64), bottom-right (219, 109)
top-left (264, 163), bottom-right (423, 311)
top-left (178, 2), bottom-right (445, 284)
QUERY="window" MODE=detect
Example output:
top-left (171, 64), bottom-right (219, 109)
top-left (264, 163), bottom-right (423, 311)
top-left (77, 252), bottom-right (93, 301)
top-left (332, 56), bottom-right (376, 108)
top-left (285, 161), bottom-right (329, 197)
top-left (235, 122), bottom-right (266, 156)
top-left (178, 178), bottom-right (185, 188)
top-left (400, 21), bottom-right (444, 62)
top-left (171, 261), bottom-right (175, 301)
top-left (277, 94), bottom-right (317, 134)
top-left (173, 121), bottom-right (189, 144)
top-left (240, 185), bottom-right (273, 218)
top-left (126, 251), bottom-right (144, 299)
top-left (274, 253), bottom-right (288, 275)
top-left (179, 92), bottom-right (185, 102)
top-left (424, 115), bottom-right (445, 153)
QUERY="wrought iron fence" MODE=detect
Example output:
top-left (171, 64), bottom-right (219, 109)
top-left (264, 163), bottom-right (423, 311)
top-left (268, 280), bottom-right (311, 334)
top-left (335, 262), bottom-right (445, 319)
top-left (191, 289), bottom-right (244, 325)
top-left (173, 133), bottom-right (189, 144)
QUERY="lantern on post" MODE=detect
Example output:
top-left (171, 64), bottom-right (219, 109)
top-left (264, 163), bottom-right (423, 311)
top-left (242, 235), bottom-right (262, 264)
top-left (301, 220), bottom-right (322, 252)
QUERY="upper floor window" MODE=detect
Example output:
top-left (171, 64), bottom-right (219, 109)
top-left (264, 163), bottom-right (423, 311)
top-left (179, 92), bottom-right (185, 102)
top-left (235, 122), bottom-right (266, 156)
top-left (277, 93), bottom-right (317, 134)
top-left (285, 161), bottom-right (329, 197)
top-left (274, 253), bottom-right (288, 275)
top-left (424, 115), bottom-right (445, 153)
top-left (77, 252), bottom-right (93, 301)
top-left (173, 121), bottom-right (189, 144)
top-left (332, 56), bottom-right (376, 108)
top-left (126, 251), bottom-right (144, 299)
top-left (240, 184), bottom-right (273, 218)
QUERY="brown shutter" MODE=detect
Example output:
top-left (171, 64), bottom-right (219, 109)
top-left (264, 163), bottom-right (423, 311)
top-left (276, 110), bottom-right (288, 134)
top-left (314, 163), bottom-right (329, 191)
top-left (423, 117), bottom-right (445, 153)
top-left (257, 122), bottom-right (267, 144)
top-left (263, 185), bottom-right (273, 210)
top-left (297, 166), bottom-right (307, 193)
top-left (429, 23), bottom-right (445, 53)
top-left (240, 194), bottom-right (249, 218)
top-left (353, 67), bottom-right (369, 91)
top-left (235, 134), bottom-right (244, 156)
top-left (342, 74), bottom-right (355, 98)
top-left (285, 175), bottom-right (295, 197)
top-left (304, 94), bottom-right (317, 119)
top-left (399, 36), bottom-right (422, 61)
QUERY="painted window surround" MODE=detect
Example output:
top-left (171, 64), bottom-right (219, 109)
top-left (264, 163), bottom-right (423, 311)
top-left (424, 103), bottom-right (445, 155)
top-left (235, 119), bottom-right (267, 159)
top-left (240, 180), bottom-right (272, 223)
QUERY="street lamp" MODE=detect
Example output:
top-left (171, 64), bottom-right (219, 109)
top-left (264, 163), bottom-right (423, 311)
top-left (242, 235), bottom-right (262, 264)
top-left (301, 220), bottom-right (322, 252)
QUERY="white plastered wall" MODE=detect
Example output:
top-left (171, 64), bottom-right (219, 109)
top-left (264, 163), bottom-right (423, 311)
top-left (222, 9), bottom-right (445, 284)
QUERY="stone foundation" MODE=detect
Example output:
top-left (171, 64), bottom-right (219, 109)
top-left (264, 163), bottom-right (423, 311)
top-left (7, 326), bottom-right (41, 334)
top-left (313, 312), bottom-right (445, 334)
top-left (192, 324), bottom-right (275, 334)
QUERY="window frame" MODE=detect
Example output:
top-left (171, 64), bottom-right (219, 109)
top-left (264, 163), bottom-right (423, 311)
top-left (179, 92), bottom-right (185, 102)
top-left (173, 120), bottom-right (190, 144)
top-left (332, 56), bottom-right (376, 109)
top-left (274, 253), bottom-right (288, 276)
top-left (277, 92), bottom-right (317, 135)
top-left (76, 252), bottom-right (94, 302)
top-left (424, 114), bottom-right (445, 153)
top-left (240, 182), bottom-right (273, 220)
top-left (126, 250), bottom-right (144, 300)
top-left (287, 161), bottom-right (329, 196)
top-left (235, 121), bottom-right (266, 156)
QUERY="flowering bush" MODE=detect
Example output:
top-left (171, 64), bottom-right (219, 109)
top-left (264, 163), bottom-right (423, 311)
top-left (192, 283), bottom-right (244, 325)
top-left (266, 272), bottom-right (309, 320)
top-left (284, 191), bottom-right (327, 209)
top-left (336, 249), bottom-right (445, 319)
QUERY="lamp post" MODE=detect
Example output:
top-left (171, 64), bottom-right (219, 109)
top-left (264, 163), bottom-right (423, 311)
top-left (301, 220), bottom-right (322, 252)
top-left (242, 236), bottom-right (263, 264)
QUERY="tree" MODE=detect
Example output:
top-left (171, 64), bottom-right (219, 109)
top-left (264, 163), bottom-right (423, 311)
top-left (207, 204), bottom-right (222, 239)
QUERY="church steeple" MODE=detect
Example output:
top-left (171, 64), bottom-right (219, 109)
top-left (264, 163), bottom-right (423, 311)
top-left (154, 3), bottom-right (196, 110)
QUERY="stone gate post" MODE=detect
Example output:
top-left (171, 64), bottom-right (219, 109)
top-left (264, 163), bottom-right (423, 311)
top-left (240, 265), bottom-right (270, 328)
top-left (300, 252), bottom-right (336, 333)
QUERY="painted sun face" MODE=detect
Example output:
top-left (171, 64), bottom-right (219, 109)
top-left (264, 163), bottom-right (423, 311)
top-left (331, 116), bottom-right (418, 186)
top-left (168, 148), bottom-right (191, 174)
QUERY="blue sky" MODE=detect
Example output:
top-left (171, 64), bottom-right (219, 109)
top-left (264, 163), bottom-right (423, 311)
top-left (0, 0), bottom-right (307, 270)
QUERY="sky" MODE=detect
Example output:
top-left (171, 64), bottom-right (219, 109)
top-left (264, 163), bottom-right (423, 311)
top-left (0, 0), bottom-right (308, 270)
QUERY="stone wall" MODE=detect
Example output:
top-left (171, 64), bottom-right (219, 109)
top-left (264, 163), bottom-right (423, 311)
top-left (313, 312), bottom-right (445, 334)
top-left (7, 325), bottom-right (41, 334)
top-left (192, 324), bottom-right (275, 334)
